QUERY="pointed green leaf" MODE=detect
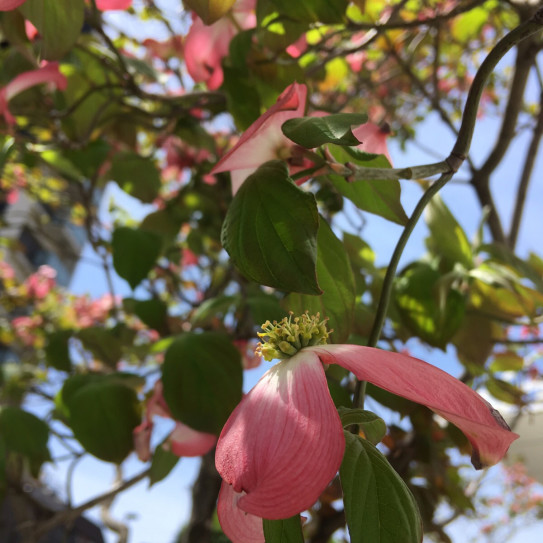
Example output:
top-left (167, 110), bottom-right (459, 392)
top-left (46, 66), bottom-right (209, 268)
top-left (124, 298), bottom-right (169, 334)
top-left (340, 432), bottom-right (422, 543)
top-left (425, 195), bottom-right (473, 268)
top-left (395, 263), bottom-right (465, 348)
top-left (109, 152), bottom-right (161, 203)
top-left (44, 329), bottom-right (72, 371)
top-left (283, 219), bottom-right (355, 342)
top-left (77, 327), bottom-right (123, 368)
top-left (112, 226), bottom-right (162, 290)
top-left (20, 0), bottom-right (84, 60)
top-left (62, 376), bottom-right (141, 463)
top-left (489, 351), bottom-right (524, 372)
top-left (161, 333), bottom-right (243, 435)
top-left (221, 161), bottom-right (321, 295)
top-left (0, 407), bottom-right (50, 475)
top-left (263, 515), bottom-right (304, 543)
top-left (149, 441), bottom-right (180, 487)
top-left (337, 408), bottom-right (386, 445)
top-left (282, 113), bottom-right (368, 148)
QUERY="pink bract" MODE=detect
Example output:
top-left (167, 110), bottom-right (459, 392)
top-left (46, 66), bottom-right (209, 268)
top-left (95, 0), bottom-right (132, 10)
top-left (0, 0), bottom-right (26, 10)
top-left (184, 0), bottom-right (256, 91)
top-left (0, 62), bottom-right (67, 125)
top-left (211, 81), bottom-right (307, 194)
top-left (215, 345), bottom-right (518, 542)
top-left (353, 122), bottom-right (394, 165)
top-left (133, 381), bottom-right (216, 462)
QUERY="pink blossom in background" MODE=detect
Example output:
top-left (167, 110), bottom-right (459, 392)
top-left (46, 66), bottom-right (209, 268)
top-left (352, 122), bottom-right (394, 165)
top-left (211, 82), bottom-right (307, 194)
top-left (12, 315), bottom-right (43, 346)
top-left (0, 0), bottom-right (26, 11)
top-left (143, 36), bottom-right (183, 60)
top-left (184, 0), bottom-right (256, 90)
top-left (0, 62), bottom-right (67, 124)
top-left (95, 0), bottom-right (132, 10)
top-left (73, 293), bottom-right (118, 328)
top-left (0, 261), bottom-right (15, 281)
top-left (133, 381), bottom-right (216, 462)
top-left (24, 20), bottom-right (38, 40)
top-left (215, 341), bottom-right (518, 542)
top-left (286, 34), bottom-right (307, 59)
top-left (25, 265), bottom-right (57, 299)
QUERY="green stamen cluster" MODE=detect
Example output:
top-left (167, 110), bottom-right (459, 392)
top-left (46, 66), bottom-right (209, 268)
top-left (256, 312), bottom-right (331, 361)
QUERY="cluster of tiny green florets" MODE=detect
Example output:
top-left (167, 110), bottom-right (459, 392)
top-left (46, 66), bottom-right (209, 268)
top-left (255, 312), bottom-right (331, 361)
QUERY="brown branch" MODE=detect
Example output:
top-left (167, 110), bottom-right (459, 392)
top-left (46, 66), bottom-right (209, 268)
top-left (508, 89), bottom-right (543, 248)
top-left (470, 39), bottom-right (539, 242)
top-left (32, 467), bottom-right (151, 540)
top-left (178, 449), bottom-right (222, 543)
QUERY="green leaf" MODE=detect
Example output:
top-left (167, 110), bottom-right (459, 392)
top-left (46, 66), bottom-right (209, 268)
top-left (161, 333), bottom-right (243, 435)
top-left (340, 432), bottom-right (422, 543)
top-left (395, 263), bottom-right (465, 349)
top-left (0, 407), bottom-right (50, 475)
top-left (149, 441), bottom-right (180, 487)
top-left (112, 226), bottom-right (162, 290)
top-left (282, 114), bottom-right (368, 148)
top-left (190, 295), bottom-right (239, 328)
top-left (221, 161), bottom-right (321, 295)
top-left (283, 219), bottom-right (355, 342)
top-left (109, 152), bottom-right (161, 204)
top-left (337, 407), bottom-right (386, 445)
top-left (425, 195), bottom-right (472, 269)
top-left (486, 378), bottom-right (525, 405)
top-left (269, 0), bottom-right (348, 23)
top-left (124, 298), bottom-right (169, 334)
top-left (20, 0), bottom-right (84, 60)
top-left (489, 351), bottom-right (524, 372)
top-left (44, 329), bottom-right (72, 371)
top-left (184, 0), bottom-right (236, 24)
top-left (263, 516), bottom-right (304, 543)
top-left (77, 327), bottom-right (123, 368)
top-left (62, 377), bottom-right (141, 463)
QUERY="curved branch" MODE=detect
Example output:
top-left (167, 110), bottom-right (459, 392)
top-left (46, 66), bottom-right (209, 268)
top-left (508, 90), bottom-right (543, 248)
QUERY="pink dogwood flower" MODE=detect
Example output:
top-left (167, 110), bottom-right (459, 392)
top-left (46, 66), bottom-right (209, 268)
top-left (211, 81), bottom-right (308, 194)
top-left (211, 82), bottom-right (394, 194)
top-left (0, 62), bottom-right (67, 124)
top-left (25, 265), bottom-right (56, 300)
top-left (184, 0), bottom-right (256, 90)
top-left (215, 314), bottom-right (518, 543)
top-left (134, 381), bottom-right (216, 462)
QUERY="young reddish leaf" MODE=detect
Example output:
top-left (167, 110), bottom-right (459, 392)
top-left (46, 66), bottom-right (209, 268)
top-left (340, 432), bottom-right (423, 543)
top-left (221, 161), bottom-right (321, 295)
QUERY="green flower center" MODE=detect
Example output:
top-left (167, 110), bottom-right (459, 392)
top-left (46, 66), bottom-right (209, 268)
top-left (256, 312), bottom-right (331, 362)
